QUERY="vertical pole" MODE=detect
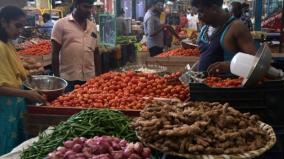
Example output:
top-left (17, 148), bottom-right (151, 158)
top-left (279, 0), bottom-right (284, 52)
top-left (266, 0), bottom-right (270, 17)
top-left (132, 0), bottom-right (136, 19)
top-left (254, 0), bottom-right (262, 31)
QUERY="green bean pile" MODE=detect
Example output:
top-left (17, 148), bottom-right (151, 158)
top-left (21, 109), bottom-right (137, 159)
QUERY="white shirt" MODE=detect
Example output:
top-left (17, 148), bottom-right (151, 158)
top-left (187, 14), bottom-right (199, 30)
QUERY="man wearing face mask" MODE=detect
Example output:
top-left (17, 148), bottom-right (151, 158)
top-left (51, 0), bottom-right (98, 92)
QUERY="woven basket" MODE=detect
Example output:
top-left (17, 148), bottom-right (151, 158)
top-left (139, 122), bottom-right (276, 159)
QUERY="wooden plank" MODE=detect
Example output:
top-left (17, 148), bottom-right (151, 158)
top-left (27, 106), bottom-right (141, 117)
top-left (146, 56), bottom-right (199, 72)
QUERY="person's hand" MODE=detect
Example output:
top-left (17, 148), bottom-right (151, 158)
top-left (207, 61), bottom-right (231, 76)
top-left (25, 90), bottom-right (46, 104)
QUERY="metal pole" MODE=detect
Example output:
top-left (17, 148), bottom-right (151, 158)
top-left (266, 0), bottom-right (270, 17)
top-left (254, 0), bottom-right (262, 31)
top-left (279, 0), bottom-right (284, 52)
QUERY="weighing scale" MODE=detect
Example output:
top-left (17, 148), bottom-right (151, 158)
top-left (231, 44), bottom-right (284, 87)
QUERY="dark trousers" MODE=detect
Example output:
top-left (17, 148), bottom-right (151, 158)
top-left (65, 80), bottom-right (86, 93)
top-left (149, 46), bottom-right (163, 57)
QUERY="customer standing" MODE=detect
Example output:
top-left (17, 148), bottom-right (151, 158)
top-left (39, 13), bottom-right (54, 37)
top-left (51, 0), bottom-right (98, 92)
top-left (0, 6), bottom-right (45, 155)
top-left (144, 0), bottom-right (166, 57)
top-left (116, 9), bottom-right (128, 36)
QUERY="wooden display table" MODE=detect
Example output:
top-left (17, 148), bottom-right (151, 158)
top-left (25, 106), bottom-right (140, 137)
top-left (146, 56), bottom-right (199, 73)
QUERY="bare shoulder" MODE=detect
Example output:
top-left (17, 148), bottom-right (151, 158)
top-left (230, 20), bottom-right (250, 36)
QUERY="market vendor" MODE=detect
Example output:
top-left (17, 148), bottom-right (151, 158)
top-left (191, 0), bottom-right (257, 75)
top-left (0, 6), bottom-right (45, 155)
top-left (51, 0), bottom-right (98, 92)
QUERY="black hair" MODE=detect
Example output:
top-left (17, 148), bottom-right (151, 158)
top-left (117, 8), bottom-right (125, 17)
top-left (230, 1), bottom-right (242, 18)
top-left (42, 13), bottom-right (51, 22)
top-left (73, 0), bottom-right (95, 6)
top-left (0, 6), bottom-right (26, 43)
top-left (150, 0), bottom-right (164, 7)
top-left (191, 0), bottom-right (224, 8)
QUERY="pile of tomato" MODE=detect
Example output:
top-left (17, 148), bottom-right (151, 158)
top-left (17, 41), bottom-right (51, 55)
top-left (157, 48), bottom-right (199, 57)
top-left (51, 71), bottom-right (189, 110)
top-left (204, 77), bottom-right (243, 88)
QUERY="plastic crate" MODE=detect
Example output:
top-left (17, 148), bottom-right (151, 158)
top-left (189, 80), bottom-right (284, 125)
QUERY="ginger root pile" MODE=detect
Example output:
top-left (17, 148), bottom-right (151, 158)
top-left (132, 101), bottom-right (269, 155)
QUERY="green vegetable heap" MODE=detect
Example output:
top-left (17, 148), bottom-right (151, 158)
top-left (21, 109), bottom-right (137, 159)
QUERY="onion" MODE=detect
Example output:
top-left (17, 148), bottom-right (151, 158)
top-left (75, 153), bottom-right (86, 157)
top-left (68, 155), bottom-right (77, 159)
top-left (128, 153), bottom-right (142, 159)
top-left (112, 137), bottom-right (121, 144)
top-left (55, 151), bottom-right (63, 158)
top-left (64, 150), bottom-right (75, 158)
top-left (111, 142), bottom-right (121, 151)
top-left (86, 139), bottom-right (96, 148)
top-left (82, 147), bottom-right (93, 158)
top-left (91, 154), bottom-right (111, 159)
top-left (111, 151), bottom-right (124, 159)
top-left (56, 146), bottom-right (67, 154)
top-left (47, 152), bottom-right (56, 159)
top-left (64, 140), bottom-right (75, 148)
top-left (72, 143), bottom-right (83, 152)
top-left (80, 137), bottom-right (87, 142)
top-left (123, 147), bottom-right (133, 158)
top-left (142, 148), bottom-right (151, 158)
top-left (119, 140), bottom-right (128, 148)
top-left (133, 143), bottom-right (143, 153)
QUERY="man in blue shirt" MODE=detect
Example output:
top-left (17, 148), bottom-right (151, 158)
top-left (40, 13), bottom-right (54, 37)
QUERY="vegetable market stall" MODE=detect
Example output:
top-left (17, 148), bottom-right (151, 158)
top-left (146, 47), bottom-right (200, 73)
top-left (2, 101), bottom-right (281, 159)
top-left (16, 38), bottom-right (52, 67)
top-left (25, 71), bottom-right (189, 137)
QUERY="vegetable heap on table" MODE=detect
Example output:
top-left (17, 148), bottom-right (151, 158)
top-left (204, 77), bottom-right (243, 88)
top-left (17, 40), bottom-right (51, 55)
top-left (22, 57), bottom-right (44, 75)
top-left (15, 38), bottom-right (49, 50)
top-left (157, 48), bottom-right (199, 57)
top-left (21, 109), bottom-right (137, 159)
top-left (132, 101), bottom-right (269, 155)
top-left (47, 136), bottom-right (151, 159)
top-left (51, 71), bottom-right (188, 109)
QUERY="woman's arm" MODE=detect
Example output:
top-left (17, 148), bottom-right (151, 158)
top-left (0, 86), bottom-right (46, 103)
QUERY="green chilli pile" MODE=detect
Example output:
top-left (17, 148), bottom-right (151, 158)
top-left (21, 109), bottom-right (137, 159)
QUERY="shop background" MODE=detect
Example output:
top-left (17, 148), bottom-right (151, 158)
top-left (0, 0), bottom-right (27, 7)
